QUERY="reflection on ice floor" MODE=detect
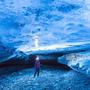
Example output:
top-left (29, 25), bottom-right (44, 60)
top-left (0, 66), bottom-right (90, 90)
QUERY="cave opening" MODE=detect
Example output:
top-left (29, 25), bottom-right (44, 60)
top-left (0, 53), bottom-right (70, 69)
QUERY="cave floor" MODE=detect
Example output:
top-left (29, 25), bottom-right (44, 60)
top-left (0, 65), bottom-right (90, 90)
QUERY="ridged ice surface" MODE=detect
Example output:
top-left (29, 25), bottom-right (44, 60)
top-left (0, 0), bottom-right (90, 48)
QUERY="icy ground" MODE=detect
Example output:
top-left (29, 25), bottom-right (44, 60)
top-left (0, 66), bottom-right (90, 90)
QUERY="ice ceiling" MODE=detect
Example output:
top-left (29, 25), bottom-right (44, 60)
top-left (0, 0), bottom-right (90, 62)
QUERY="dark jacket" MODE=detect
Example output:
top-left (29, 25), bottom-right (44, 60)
top-left (35, 60), bottom-right (40, 69)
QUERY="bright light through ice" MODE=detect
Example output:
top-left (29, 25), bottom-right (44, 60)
top-left (33, 36), bottom-right (39, 48)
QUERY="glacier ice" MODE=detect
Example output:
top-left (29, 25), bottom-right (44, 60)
top-left (0, 0), bottom-right (90, 76)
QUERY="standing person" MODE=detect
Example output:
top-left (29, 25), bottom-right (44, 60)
top-left (34, 56), bottom-right (40, 77)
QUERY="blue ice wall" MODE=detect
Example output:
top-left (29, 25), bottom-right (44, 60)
top-left (0, 0), bottom-right (90, 63)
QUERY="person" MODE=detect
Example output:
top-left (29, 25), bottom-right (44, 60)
top-left (34, 56), bottom-right (40, 77)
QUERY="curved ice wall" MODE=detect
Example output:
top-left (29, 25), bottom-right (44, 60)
top-left (0, 0), bottom-right (90, 67)
top-left (0, 0), bottom-right (90, 48)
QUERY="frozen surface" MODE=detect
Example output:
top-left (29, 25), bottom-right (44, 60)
top-left (0, 66), bottom-right (90, 90)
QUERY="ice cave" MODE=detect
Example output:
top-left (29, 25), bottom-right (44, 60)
top-left (0, 0), bottom-right (90, 90)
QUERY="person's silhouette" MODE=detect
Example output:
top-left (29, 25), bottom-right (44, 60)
top-left (34, 56), bottom-right (40, 77)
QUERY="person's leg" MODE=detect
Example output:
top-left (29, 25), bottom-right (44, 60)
top-left (34, 69), bottom-right (37, 77)
top-left (37, 68), bottom-right (40, 77)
